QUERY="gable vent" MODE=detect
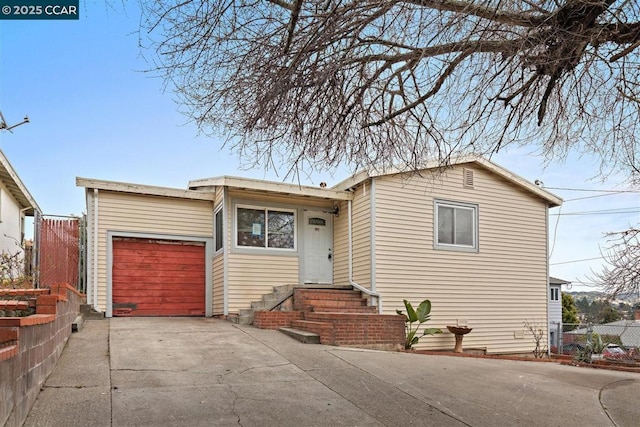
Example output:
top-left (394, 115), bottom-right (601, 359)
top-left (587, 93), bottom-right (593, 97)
top-left (463, 168), bottom-right (474, 188)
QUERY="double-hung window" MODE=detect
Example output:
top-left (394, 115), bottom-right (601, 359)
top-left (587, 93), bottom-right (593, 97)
top-left (236, 205), bottom-right (295, 250)
top-left (435, 200), bottom-right (478, 251)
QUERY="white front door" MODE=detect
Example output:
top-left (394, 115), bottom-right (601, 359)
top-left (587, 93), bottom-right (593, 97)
top-left (302, 210), bottom-right (333, 284)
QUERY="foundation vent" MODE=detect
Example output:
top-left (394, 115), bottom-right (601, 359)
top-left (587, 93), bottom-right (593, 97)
top-left (463, 168), bottom-right (474, 188)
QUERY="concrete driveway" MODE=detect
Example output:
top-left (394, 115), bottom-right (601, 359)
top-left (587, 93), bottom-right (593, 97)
top-left (24, 318), bottom-right (639, 426)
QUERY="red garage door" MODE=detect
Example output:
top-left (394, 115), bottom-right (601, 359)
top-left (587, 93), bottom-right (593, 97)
top-left (112, 237), bottom-right (206, 317)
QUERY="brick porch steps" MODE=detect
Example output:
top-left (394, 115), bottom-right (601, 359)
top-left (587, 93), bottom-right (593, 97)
top-left (252, 287), bottom-right (405, 350)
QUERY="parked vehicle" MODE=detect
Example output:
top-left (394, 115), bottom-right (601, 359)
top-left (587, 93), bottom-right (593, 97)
top-left (602, 344), bottom-right (629, 360)
top-left (562, 342), bottom-right (585, 355)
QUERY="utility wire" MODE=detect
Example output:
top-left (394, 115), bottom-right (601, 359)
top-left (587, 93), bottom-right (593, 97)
top-left (550, 256), bottom-right (603, 265)
top-left (544, 187), bottom-right (640, 193)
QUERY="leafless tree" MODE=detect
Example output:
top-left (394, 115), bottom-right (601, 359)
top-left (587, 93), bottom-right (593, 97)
top-left (139, 0), bottom-right (639, 178)
top-left (590, 227), bottom-right (640, 298)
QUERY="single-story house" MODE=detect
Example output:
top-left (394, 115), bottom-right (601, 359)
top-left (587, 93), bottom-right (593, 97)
top-left (77, 156), bottom-right (562, 353)
top-left (0, 149), bottom-right (40, 256)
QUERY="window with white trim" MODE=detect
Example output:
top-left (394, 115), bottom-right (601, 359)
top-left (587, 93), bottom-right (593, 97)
top-left (214, 207), bottom-right (224, 252)
top-left (435, 200), bottom-right (478, 251)
top-left (550, 287), bottom-right (560, 302)
top-left (236, 205), bottom-right (296, 250)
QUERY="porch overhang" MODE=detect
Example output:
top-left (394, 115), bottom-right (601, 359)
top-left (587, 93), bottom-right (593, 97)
top-left (188, 176), bottom-right (353, 201)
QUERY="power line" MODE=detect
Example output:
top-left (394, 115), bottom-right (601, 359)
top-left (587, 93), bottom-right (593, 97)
top-left (564, 193), bottom-right (637, 202)
top-left (550, 208), bottom-right (640, 216)
top-left (544, 187), bottom-right (640, 193)
top-left (550, 256), bottom-right (603, 265)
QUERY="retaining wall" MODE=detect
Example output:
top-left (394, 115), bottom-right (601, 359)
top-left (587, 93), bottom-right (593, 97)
top-left (0, 284), bottom-right (82, 427)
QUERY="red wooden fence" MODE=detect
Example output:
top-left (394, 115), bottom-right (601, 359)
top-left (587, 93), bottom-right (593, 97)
top-left (39, 218), bottom-right (80, 288)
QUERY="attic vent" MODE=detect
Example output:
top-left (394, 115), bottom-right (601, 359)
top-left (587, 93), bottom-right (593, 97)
top-left (463, 168), bottom-right (474, 188)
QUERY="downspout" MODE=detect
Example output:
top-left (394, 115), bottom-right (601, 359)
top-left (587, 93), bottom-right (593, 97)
top-left (546, 202), bottom-right (551, 357)
top-left (93, 188), bottom-right (99, 310)
top-left (348, 195), bottom-right (381, 313)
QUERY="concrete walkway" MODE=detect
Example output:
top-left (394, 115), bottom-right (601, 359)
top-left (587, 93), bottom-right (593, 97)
top-left (24, 318), bottom-right (639, 427)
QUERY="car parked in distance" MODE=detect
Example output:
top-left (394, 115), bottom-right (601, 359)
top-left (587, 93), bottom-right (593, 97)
top-left (562, 342), bottom-right (585, 355)
top-left (602, 344), bottom-right (629, 360)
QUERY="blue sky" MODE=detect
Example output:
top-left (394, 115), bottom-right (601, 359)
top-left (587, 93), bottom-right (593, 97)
top-left (1, 2), bottom-right (638, 293)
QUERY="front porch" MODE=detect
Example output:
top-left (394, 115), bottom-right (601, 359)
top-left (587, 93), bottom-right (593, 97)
top-left (232, 285), bottom-right (405, 350)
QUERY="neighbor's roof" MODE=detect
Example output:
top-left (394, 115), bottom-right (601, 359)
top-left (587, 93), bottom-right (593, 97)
top-left (568, 320), bottom-right (640, 347)
top-left (76, 177), bottom-right (215, 201)
top-left (0, 149), bottom-right (40, 216)
top-left (549, 276), bottom-right (572, 286)
top-left (331, 156), bottom-right (563, 207)
top-left (188, 175), bottom-right (353, 201)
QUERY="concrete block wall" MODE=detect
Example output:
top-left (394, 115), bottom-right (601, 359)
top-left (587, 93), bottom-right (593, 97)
top-left (0, 284), bottom-right (82, 427)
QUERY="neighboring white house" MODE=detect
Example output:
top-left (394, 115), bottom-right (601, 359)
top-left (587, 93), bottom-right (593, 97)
top-left (549, 276), bottom-right (570, 349)
top-left (0, 149), bottom-right (40, 256)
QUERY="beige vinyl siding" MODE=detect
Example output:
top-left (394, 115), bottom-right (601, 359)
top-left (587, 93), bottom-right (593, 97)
top-left (213, 253), bottom-right (224, 315)
top-left (224, 189), bottom-right (331, 313)
top-left (226, 253), bottom-right (298, 313)
top-left (374, 165), bottom-right (549, 354)
top-left (333, 200), bottom-right (349, 284)
top-left (94, 191), bottom-right (214, 311)
top-left (213, 186), bottom-right (225, 315)
top-left (352, 182), bottom-right (371, 287)
top-left (332, 182), bottom-right (371, 287)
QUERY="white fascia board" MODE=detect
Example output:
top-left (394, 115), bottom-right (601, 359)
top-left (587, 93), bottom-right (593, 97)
top-left (332, 155), bottom-right (563, 207)
top-left (76, 177), bottom-right (215, 201)
top-left (189, 175), bottom-right (353, 201)
top-left (0, 149), bottom-right (41, 214)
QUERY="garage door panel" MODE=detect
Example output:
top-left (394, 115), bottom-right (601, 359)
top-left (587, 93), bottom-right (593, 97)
top-left (112, 237), bottom-right (206, 317)
top-left (112, 274), bottom-right (205, 284)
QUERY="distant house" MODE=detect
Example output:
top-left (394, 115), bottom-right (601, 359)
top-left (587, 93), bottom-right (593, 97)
top-left (549, 276), bottom-right (570, 348)
top-left (0, 149), bottom-right (40, 256)
top-left (77, 156), bottom-right (562, 354)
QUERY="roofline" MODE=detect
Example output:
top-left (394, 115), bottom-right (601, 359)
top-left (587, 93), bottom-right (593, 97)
top-left (76, 177), bottom-right (216, 201)
top-left (332, 156), bottom-right (563, 207)
top-left (549, 276), bottom-right (572, 285)
top-left (0, 149), bottom-right (41, 215)
top-left (188, 175), bottom-right (353, 201)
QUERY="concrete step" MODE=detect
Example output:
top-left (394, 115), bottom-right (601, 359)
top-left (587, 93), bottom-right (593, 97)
top-left (278, 327), bottom-right (320, 344)
top-left (236, 315), bottom-right (254, 325)
top-left (80, 304), bottom-right (105, 320)
top-left (273, 284), bottom-right (295, 294)
top-left (251, 301), bottom-right (267, 310)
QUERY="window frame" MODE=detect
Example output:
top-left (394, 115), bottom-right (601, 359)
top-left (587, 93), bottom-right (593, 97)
top-left (214, 206), bottom-right (224, 253)
top-left (550, 287), bottom-right (560, 302)
top-left (234, 204), bottom-right (297, 252)
top-left (434, 199), bottom-right (479, 252)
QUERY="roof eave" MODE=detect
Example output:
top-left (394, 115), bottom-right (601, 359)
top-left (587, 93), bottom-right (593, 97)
top-left (189, 176), bottom-right (353, 201)
top-left (76, 177), bottom-right (216, 201)
top-left (0, 150), bottom-right (41, 216)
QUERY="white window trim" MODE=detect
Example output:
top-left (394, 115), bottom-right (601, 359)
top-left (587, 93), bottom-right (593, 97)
top-left (234, 203), bottom-right (297, 252)
top-left (550, 287), bottom-right (560, 302)
top-left (434, 199), bottom-right (479, 252)
top-left (214, 205), bottom-right (224, 254)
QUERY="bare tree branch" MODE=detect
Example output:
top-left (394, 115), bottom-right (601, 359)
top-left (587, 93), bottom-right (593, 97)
top-left (590, 228), bottom-right (640, 299)
top-left (139, 0), bottom-right (640, 180)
